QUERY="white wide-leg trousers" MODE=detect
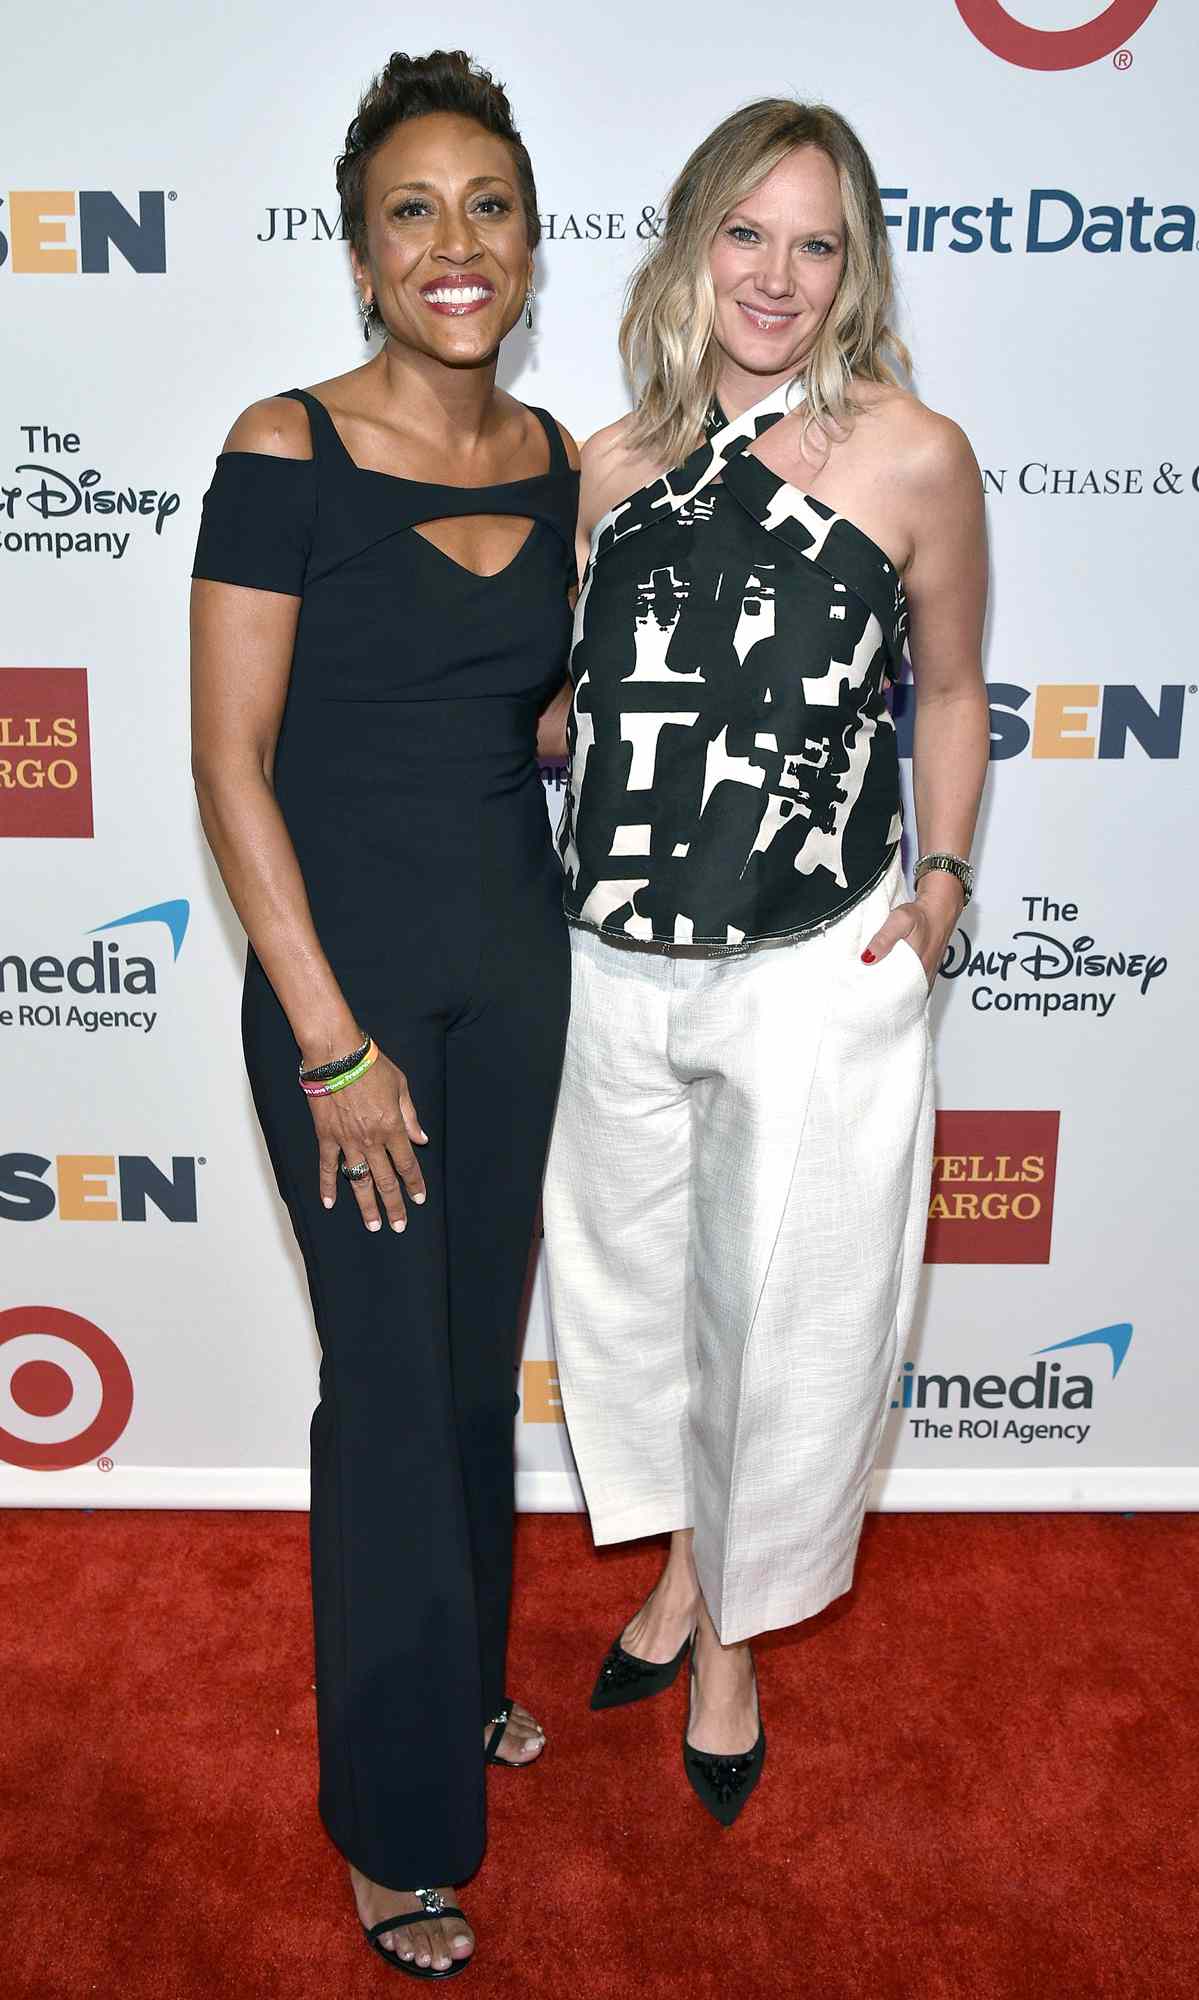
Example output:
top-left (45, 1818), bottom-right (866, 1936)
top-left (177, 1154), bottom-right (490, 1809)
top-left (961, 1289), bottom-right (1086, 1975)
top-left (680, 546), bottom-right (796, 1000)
top-left (542, 855), bottom-right (935, 1644)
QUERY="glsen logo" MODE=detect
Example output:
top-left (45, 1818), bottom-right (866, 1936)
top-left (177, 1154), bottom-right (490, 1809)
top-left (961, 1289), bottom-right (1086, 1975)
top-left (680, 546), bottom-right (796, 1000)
top-left (0, 898), bottom-right (189, 1036)
top-left (0, 1305), bottom-right (134, 1471)
top-left (894, 683), bottom-right (1187, 761)
top-left (521, 1359), bottom-right (564, 1423)
top-left (0, 191), bottom-right (168, 273)
top-left (0, 1154), bottom-right (200, 1223)
top-left (0, 668), bottom-right (92, 837)
top-left (940, 891), bottom-right (1167, 1019)
top-left (956, 1), bottom-right (1158, 71)
top-left (894, 1322), bottom-right (1132, 1450)
top-left (925, 1111), bottom-right (1059, 1263)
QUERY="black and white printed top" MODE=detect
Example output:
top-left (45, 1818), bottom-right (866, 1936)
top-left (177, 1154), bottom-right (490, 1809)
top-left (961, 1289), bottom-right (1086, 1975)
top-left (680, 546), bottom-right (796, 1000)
top-left (558, 378), bottom-right (909, 950)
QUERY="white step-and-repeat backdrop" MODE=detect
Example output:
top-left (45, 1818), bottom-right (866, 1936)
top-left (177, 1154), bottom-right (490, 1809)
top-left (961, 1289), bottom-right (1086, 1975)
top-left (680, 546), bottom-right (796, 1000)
top-left (2, 0), bottom-right (1194, 1511)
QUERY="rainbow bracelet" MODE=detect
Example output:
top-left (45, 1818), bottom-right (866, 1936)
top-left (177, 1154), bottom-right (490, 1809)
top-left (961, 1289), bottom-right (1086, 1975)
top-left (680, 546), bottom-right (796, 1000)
top-left (300, 1040), bottom-right (378, 1097)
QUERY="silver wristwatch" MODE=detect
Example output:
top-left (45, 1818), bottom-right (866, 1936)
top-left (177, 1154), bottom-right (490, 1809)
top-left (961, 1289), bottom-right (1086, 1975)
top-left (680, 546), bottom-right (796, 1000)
top-left (913, 851), bottom-right (974, 905)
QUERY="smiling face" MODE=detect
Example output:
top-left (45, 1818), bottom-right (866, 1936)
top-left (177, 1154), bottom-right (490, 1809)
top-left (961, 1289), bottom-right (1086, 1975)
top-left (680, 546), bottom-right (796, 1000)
top-left (708, 144), bottom-right (846, 397)
top-left (352, 111), bottom-right (532, 368)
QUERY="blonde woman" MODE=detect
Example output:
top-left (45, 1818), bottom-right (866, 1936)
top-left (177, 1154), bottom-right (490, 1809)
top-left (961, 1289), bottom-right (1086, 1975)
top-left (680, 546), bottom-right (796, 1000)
top-left (541, 100), bottom-right (989, 1821)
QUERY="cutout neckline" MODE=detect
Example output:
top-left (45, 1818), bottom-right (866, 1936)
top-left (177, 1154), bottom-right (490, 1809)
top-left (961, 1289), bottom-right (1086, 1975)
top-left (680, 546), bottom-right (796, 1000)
top-left (408, 518), bottom-right (541, 584)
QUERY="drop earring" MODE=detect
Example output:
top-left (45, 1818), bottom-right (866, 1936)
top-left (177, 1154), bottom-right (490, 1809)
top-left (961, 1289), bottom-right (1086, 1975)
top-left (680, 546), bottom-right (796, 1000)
top-left (524, 284), bottom-right (535, 332)
top-left (359, 294), bottom-right (374, 341)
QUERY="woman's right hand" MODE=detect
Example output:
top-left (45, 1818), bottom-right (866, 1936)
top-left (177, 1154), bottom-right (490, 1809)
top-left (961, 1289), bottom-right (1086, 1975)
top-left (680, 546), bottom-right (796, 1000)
top-left (308, 1049), bottom-right (428, 1232)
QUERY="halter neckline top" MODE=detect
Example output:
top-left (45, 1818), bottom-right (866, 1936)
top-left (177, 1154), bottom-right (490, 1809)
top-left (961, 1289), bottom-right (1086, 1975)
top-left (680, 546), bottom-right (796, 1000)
top-left (558, 377), bottom-right (908, 951)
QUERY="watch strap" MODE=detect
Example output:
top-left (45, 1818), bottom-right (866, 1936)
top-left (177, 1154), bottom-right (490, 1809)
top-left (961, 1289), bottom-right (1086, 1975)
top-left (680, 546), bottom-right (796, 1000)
top-left (913, 852), bottom-right (974, 905)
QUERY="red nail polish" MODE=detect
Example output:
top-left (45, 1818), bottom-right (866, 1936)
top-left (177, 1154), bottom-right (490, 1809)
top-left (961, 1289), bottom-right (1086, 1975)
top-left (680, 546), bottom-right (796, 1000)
top-left (861, 949), bottom-right (876, 963)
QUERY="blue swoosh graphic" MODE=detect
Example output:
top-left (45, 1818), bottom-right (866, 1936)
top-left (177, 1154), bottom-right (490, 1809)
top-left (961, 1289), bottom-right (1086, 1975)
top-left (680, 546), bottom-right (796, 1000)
top-left (1034, 1323), bottom-right (1133, 1379)
top-left (91, 899), bottom-right (190, 961)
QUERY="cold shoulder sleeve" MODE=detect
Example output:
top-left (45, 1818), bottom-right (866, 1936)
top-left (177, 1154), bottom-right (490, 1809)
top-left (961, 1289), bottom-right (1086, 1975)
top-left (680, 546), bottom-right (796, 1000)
top-left (191, 451), bottom-right (316, 595)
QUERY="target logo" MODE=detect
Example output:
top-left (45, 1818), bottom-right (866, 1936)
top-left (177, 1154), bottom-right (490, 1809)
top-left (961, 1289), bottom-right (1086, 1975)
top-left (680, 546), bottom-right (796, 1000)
top-left (0, 1305), bottom-right (133, 1470)
top-left (956, 2), bottom-right (1158, 70)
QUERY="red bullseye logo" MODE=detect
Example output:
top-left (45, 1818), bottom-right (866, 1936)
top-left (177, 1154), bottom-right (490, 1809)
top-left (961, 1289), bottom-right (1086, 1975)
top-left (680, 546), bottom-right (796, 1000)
top-left (0, 1306), bottom-right (133, 1470)
top-left (956, 1), bottom-right (1158, 70)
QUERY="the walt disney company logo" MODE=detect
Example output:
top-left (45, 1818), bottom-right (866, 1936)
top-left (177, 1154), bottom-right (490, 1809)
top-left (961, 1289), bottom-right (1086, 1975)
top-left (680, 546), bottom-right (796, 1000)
top-left (940, 892), bottom-right (1167, 1019)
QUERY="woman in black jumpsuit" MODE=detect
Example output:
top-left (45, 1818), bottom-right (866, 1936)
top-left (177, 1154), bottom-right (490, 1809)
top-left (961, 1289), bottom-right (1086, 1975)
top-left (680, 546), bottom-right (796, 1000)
top-left (190, 52), bottom-right (575, 1978)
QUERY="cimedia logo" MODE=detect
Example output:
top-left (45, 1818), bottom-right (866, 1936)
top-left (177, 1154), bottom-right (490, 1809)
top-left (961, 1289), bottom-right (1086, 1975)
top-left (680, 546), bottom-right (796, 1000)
top-left (955, 1), bottom-right (1159, 71)
top-left (0, 191), bottom-right (168, 273)
top-left (0, 1305), bottom-right (134, 1471)
top-left (894, 1322), bottom-right (1132, 1449)
top-left (0, 898), bottom-right (190, 1035)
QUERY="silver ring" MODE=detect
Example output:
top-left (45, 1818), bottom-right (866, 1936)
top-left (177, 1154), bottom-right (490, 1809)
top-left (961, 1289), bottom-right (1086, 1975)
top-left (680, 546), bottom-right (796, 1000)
top-left (340, 1159), bottom-right (371, 1183)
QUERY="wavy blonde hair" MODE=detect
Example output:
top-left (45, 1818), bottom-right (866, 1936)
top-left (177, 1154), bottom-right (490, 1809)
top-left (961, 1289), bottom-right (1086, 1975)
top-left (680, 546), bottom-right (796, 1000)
top-left (621, 99), bottom-right (910, 469)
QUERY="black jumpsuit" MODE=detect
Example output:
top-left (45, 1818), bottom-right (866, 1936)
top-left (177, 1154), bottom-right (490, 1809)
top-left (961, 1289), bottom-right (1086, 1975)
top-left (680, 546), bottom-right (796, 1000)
top-left (192, 389), bottom-right (576, 1888)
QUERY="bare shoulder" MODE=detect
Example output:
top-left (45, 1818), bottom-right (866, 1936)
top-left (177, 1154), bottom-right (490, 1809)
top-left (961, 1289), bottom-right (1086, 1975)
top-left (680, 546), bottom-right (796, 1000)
top-left (579, 413), bottom-right (659, 527)
top-left (581, 412), bottom-right (641, 475)
top-left (222, 395), bottom-right (312, 460)
top-left (858, 383), bottom-right (979, 492)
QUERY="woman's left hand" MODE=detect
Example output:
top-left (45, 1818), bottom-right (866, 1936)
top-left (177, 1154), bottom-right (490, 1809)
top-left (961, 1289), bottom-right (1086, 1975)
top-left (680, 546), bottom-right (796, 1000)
top-left (862, 881), bottom-right (963, 992)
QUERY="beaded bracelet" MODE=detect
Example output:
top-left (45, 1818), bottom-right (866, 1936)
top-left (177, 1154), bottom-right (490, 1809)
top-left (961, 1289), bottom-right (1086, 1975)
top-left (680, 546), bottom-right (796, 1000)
top-left (300, 1040), bottom-right (378, 1097)
top-left (299, 1033), bottom-right (371, 1086)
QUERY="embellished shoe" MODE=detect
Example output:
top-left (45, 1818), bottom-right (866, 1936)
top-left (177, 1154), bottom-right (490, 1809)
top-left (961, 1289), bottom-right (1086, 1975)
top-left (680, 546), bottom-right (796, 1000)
top-left (484, 1696), bottom-right (545, 1768)
top-left (590, 1626), bottom-right (693, 1711)
top-left (682, 1660), bottom-right (766, 1827)
top-left (361, 1887), bottom-right (472, 1980)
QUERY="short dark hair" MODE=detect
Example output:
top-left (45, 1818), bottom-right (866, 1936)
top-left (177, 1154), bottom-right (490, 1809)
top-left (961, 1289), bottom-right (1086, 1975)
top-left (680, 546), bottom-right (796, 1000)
top-left (336, 48), bottom-right (541, 269)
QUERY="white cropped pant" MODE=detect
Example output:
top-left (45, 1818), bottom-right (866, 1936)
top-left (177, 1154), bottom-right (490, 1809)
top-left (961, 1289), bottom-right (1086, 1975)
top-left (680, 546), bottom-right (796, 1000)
top-left (542, 855), bottom-right (935, 1644)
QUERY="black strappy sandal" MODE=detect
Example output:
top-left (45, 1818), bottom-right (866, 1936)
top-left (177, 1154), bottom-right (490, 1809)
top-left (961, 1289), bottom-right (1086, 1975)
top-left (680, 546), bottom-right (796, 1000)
top-left (590, 1628), bottom-right (693, 1711)
top-left (361, 1888), bottom-right (472, 1980)
top-left (484, 1697), bottom-right (545, 1768)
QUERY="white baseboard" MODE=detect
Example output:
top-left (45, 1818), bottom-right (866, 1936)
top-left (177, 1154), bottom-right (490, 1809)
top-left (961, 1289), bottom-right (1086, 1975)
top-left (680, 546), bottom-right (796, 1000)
top-left (1, 1463), bottom-right (1195, 1511)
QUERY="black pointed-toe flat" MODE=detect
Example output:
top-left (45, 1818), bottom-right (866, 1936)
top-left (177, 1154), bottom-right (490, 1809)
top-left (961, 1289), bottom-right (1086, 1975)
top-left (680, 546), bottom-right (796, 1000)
top-left (589, 1628), bottom-right (693, 1711)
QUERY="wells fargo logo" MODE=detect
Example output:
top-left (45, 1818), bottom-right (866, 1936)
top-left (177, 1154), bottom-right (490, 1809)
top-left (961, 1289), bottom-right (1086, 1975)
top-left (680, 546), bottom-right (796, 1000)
top-left (0, 669), bottom-right (92, 837)
top-left (956, 1), bottom-right (1158, 71)
top-left (0, 1305), bottom-right (134, 1471)
top-left (925, 1110), bottom-right (1060, 1264)
top-left (0, 191), bottom-right (168, 273)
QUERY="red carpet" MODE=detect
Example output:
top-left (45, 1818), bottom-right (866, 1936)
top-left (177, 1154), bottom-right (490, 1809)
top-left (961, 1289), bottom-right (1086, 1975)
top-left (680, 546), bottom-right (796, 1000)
top-left (2, 1509), bottom-right (1196, 1999)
